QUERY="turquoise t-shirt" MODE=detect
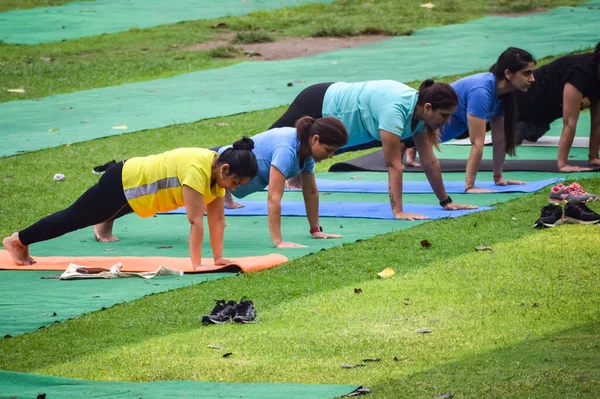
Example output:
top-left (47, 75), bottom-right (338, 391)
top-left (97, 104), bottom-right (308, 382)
top-left (229, 127), bottom-right (315, 199)
top-left (322, 80), bottom-right (425, 149)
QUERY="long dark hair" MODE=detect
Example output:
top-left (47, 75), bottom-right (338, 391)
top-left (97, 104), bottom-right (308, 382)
top-left (295, 116), bottom-right (348, 157)
top-left (417, 79), bottom-right (458, 148)
top-left (489, 47), bottom-right (536, 156)
top-left (218, 137), bottom-right (258, 178)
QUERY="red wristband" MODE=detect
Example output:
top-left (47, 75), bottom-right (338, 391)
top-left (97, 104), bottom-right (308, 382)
top-left (310, 226), bottom-right (323, 234)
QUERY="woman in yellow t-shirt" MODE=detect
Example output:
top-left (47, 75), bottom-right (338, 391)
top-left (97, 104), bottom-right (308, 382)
top-left (2, 137), bottom-right (258, 271)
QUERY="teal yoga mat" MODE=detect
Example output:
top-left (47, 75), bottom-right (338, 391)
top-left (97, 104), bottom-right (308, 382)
top-left (0, 370), bottom-right (360, 399)
top-left (0, 270), bottom-right (232, 337)
top-left (1, 2), bottom-right (599, 157)
top-left (0, 0), bottom-right (334, 45)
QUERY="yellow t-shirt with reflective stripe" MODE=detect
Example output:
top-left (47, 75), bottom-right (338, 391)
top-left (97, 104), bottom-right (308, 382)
top-left (122, 148), bottom-right (225, 218)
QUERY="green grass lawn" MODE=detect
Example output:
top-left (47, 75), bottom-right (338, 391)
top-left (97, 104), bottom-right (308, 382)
top-left (0, 0), bottom-right (587, 102)
top-left (1, 0), bottom-right (599, 398)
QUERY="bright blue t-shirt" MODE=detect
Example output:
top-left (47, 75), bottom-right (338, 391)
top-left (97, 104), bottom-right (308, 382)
top-left (322, 81), bottom-right (425, 149)
top-left (440, 72), bottom-right (504, 142)
top-left (228, 127), bottom-right (315, 198)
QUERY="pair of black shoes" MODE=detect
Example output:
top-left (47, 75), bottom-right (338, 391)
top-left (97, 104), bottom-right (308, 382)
top-left (201, 297), bottom-right (256, 325)
top-left (534, 201), bottom-right (600, 229)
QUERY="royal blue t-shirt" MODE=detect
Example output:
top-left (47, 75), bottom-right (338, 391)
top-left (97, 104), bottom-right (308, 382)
top-left (439, 72), bottom-right (504, 142)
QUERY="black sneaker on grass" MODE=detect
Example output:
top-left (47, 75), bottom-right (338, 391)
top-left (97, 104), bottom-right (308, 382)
top-left (233, 297), bottom-right (256, 324)
top-left (533, 204), bottom-right (563, 229)
top-left (202, 299), bottom-right (238, 325)
top-left (563, 202), bottom-right (600, 225)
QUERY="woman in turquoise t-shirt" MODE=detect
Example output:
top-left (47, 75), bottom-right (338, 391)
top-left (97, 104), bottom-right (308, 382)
top-left (271, 79), bottom-right (476, 220)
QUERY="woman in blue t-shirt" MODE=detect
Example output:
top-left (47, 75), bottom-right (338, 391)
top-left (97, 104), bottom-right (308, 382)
top-left (221, 116), bottom-right (348, 249)
top-left (270, 79), bottom-right (477, 220)
top-left (408, 47), bottom-right (535, 193)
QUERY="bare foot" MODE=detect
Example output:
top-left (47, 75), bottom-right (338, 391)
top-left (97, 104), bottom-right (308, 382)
top-left (224, 191), bottom-right (244, 209)
top-left (403, 148), bottom-right (421, 167)
top-left (94, 220), bottom-right (119, 242)
top-left (2, 232), bottom-right (36, 265)
top-left (285, 174), bottom-right (302, 190)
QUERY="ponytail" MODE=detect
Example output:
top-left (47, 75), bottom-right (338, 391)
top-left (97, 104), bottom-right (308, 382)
top-left (490, 47), bottom-right (536, 157)
top-left (417, 79), bottom-right (458, 150)
top-left (218, 137), bottom-right (258, 178)
top-left (295, 116), bottom-right (348, 155)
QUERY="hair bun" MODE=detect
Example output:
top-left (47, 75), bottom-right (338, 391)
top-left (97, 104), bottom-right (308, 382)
top-left (232, 136), bottom-right (254, 151)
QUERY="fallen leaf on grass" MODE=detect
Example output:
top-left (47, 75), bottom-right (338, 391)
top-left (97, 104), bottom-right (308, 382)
top-left (211, 22), bottom-right (228, 29)
top-left (511, 217), bottom-right (519, 221)
top-left (420, 2), bottom-right (436, 8)
top-left (377, 267), bottom-right (395, 278)
top-left (354, 288), bottom-right (362, 294)
top-left (475, 246), bottom-right (493, 251)
top-left (7, 88), bottom-right (25, 93)
top-left (40, 56), bottom-right (54, 62)
top-left (340, 363), bottom-right (365, 368)
top-left (434, 393), bottom-right (454, 399)
top-left (215, 122), bottom-right (229, 127)
top-left (362, 358), bottom-right (381, 363)
top-left (420, 239), bottom-right (432, 248)
top-left (208, 344), bottom-right (223, 349)
top-left (415, 328), bottom-right (432, 334)
top-left (112, 125), bottom-right (128, 130)
top-left (222, 352), bottom-right (233, 358)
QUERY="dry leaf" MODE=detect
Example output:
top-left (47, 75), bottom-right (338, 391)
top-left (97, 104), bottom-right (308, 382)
top-left (7, 88), bottom-right (25, 93)
top-left (215, 122), bottom-right (229, 127)
top-left (475, 246), bottom-right (493, 251)
top-left (40, 56), bottom-right (54, 62)
top-left (208, 344), bottom-right (223, 349)
top-left (211, 22), bottom-right (228, 29)
top-left (377, 267), bottom-right (395, 278)
top-left (434, 394), bottom-right (454, 399)
top-left (511, 217), bottom-right (519, 221)
top-left (112, 125), bottom-right (128, 130)
top-left (420, 239), bottom-right (432, 248)
top-left (415, 328), bottom-right (432, 334)
top-left (222, 352), bottom-right (233, 358)
top-left (354, 288), bottom-right (362, 294)
top-left (340, 363), bottom-right (365, 368)
top-left (420, 2), bottom-right (436, 8)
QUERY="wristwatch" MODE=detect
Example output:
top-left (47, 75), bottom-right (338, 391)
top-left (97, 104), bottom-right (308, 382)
top-left (439, 196), bottom-right (453, 207)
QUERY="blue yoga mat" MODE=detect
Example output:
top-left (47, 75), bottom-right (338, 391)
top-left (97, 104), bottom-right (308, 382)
top-left (280, 177), bottom-right (564, 194)
top-left (164, 201), bottom-right (492, 220)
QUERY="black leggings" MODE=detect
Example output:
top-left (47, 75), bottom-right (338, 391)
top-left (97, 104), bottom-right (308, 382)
top-left (270, 82), bottom-right (334, 128)
top-left (19, 162), bottom-right (133, 246)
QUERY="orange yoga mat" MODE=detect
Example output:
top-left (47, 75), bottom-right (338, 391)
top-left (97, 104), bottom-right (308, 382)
top-left (0, 250), bottom-right (288, 273)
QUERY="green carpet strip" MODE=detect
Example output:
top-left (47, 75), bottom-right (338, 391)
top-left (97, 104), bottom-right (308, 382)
top-left (0, 2), bottom-right (598, 157)
top-left (0, 0), bottom-right (334, 45)
top-left (0, 370), bottom-right (359, 399)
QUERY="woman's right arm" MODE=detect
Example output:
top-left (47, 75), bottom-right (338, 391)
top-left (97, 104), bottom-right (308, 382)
top-left (380, 130), bottom-right (428, 220)
top-left (182, 185), bottom-right (207, 270)
top-left (267, 165), bottom-right (306, 248)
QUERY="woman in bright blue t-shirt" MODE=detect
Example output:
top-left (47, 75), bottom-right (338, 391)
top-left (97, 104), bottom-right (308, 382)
top-left (270, 79), bottom-right (476, 220)
top-left (221, 116), bottom-right (348, 249)
top-left (405, 47), bottom-right (536, 193)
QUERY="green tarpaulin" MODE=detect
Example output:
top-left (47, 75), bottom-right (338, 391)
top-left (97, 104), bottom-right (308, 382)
top-left (1, 2), bottom-right (599, 157)
top-left (0, 0), bottom-right (334, 45)
top-left (0, 370), bottom-right (359, 399)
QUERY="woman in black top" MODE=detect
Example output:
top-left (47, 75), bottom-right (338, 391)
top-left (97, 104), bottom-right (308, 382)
top-left (515, 42), bottom-right (600, 172)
